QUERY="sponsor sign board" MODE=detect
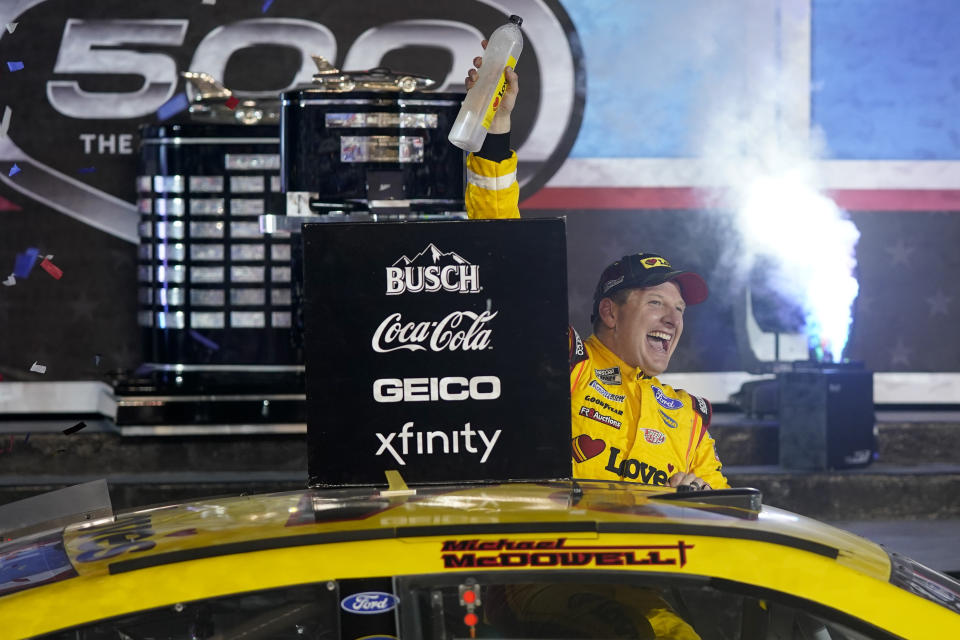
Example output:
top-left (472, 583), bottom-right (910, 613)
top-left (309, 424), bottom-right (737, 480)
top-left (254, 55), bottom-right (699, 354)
top-left (303, 219), bottom-right (569, 486)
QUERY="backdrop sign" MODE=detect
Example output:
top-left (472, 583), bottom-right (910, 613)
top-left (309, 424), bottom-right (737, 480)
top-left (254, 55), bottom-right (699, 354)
top-left (303, 219), bottom-right (570, 486)
top-left (0, 0), bottom-right (584, 243)
top-left (0, 0), bottom-right (583, 380)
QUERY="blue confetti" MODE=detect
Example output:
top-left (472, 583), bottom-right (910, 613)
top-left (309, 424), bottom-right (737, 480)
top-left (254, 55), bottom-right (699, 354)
top-left (6, 61), bottom-right (23, 72)
top-left (13, 247), bottom-right (39, 278)
top-left (262, 0), bottom-right (274, 12)
top-left (78, 166), bottom-right (95, 174)
top-left (189, 329), bottom-right (220, 351)
top-left (8, 163), bottom-right (20, 176)
top-left (156, 93), bottom-right (189, 121)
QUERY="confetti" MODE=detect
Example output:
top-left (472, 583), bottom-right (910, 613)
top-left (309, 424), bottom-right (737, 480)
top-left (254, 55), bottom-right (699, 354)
top-left (189, 329), bottom-right (220, 351)
top-left (23, 433), bottom-right (30, 444)
top-left (0, 106), bottom-right (10, 138)
top-left (13, 247), bottom-right (38, 278)
top-left (225, 95), bottom-right (240, 110)
top-left (0, 195), bottom-right (21, 211)
top-left (78, 166), bottom-right (95, 174)
top-left (94, 354), bottom-right (101, 367)
top-left (39, 258), bottom-right (62, 280)
top-left (6, 61), bottom-right (23, 72)
top-left (63, 421), bottom-right (87, 435)
top-left (29, 361), bottom-right (46, 374)
top-left (5, 23), bottom-right (17, 34)
top-left (8, 163), bottom-right (21, 176)
top-left (262, 0), bottom-right (274, 12)
top-left (156, 92), bottom-right (189, 121)
top-left (2, 274), bottom-right (14, 286)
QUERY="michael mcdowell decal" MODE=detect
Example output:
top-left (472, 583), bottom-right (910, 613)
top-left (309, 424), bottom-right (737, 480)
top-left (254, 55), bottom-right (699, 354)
top-left (441, 538), bottom-right (693, 569)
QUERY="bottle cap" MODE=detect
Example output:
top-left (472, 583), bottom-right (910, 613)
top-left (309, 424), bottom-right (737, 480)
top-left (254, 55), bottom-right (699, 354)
top-left (509, 15), bottom-right (523, 26)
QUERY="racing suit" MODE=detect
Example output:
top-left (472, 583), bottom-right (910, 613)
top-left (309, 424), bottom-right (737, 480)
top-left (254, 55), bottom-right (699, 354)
top-left (466, 141), bottom-right (727, 489)
top-left (570, 330), bottom-right (728, 488)
top-left (467, 141), bottom-right (708, 638)
top-left (465, 136), bottom-right (520, 220)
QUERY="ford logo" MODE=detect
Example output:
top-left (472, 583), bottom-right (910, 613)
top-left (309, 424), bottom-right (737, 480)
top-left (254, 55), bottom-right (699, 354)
top-left (652, 386), bottom-right (684, 410)
top-left (341, 592), bottom-right (399, 615)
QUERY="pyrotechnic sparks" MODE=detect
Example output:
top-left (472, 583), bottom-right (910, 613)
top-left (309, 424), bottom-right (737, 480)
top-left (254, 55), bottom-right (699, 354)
top-left (691, 4), bottom-right (861, 362)
top-left (736, 173), bottom-right (860, 359)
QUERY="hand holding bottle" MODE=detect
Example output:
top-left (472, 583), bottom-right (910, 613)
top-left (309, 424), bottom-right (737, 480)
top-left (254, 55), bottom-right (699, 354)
top-left (465, 40), bottom-right (520, 135)
top-left (448, 15), bottom-right (523, 151)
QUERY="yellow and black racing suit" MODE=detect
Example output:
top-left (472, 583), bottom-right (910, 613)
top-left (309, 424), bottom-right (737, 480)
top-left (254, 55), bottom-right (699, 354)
top-left (569, 331), bottom-right (728, 489)
top-left (465, 140), bottom-right (728, 490)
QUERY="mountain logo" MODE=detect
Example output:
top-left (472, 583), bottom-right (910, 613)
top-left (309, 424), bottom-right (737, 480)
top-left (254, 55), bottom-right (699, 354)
top-left (386, 243), bottom-right (480, 295)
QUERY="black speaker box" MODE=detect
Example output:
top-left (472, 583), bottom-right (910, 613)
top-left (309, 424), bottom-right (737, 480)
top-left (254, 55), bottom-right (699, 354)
top-left (778, 368), bottom-right (875, 470)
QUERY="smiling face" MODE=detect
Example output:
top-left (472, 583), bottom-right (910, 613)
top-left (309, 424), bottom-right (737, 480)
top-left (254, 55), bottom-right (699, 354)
top-left (597, 281), bottom-right (685, 376)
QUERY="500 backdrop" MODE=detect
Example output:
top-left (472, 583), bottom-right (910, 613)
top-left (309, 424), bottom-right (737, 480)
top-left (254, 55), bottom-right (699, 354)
top-left (1, 0), bottom-right (959, 383)
top-left (0, 0), bottom-right (583, 379)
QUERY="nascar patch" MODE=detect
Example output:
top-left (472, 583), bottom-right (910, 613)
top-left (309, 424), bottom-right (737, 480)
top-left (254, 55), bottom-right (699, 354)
top-left (594, 366), bottom-right (622, 385)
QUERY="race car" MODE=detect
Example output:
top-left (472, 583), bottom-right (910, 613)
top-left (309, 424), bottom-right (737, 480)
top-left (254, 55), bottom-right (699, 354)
top-left (0, 478), bottom-right (958, 639)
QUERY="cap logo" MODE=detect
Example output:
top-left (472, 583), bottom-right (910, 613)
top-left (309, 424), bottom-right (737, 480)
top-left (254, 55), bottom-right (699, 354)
top-left (642, 257), bottom-right (670, 269)
top-left (602, 275), bottom-right (624, 293)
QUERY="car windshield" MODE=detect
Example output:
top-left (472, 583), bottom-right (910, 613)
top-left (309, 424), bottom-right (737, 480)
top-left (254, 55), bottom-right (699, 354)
top-left (397, 572), bottom-right (896, 640)
top-left (35, 572), bottom-right (898, 640)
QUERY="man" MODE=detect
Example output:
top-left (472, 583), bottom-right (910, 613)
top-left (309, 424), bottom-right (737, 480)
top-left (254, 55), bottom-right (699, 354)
top-left (571, 255), bottom-right (727, 490)
top-left (465, 52), bottom-right (727, 491)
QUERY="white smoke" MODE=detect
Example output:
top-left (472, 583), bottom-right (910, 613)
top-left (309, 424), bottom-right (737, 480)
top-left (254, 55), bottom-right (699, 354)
top-left (689, 2), bottom-right (861, 361)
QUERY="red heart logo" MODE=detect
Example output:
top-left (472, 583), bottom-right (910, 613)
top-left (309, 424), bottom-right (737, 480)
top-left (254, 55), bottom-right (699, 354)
top-left (667, 463), bottom-right (675, 473)
top-left (572, 435), bottom-right (605, 462)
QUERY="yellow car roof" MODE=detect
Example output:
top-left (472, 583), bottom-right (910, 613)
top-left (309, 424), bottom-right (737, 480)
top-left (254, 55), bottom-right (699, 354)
top-left (3, 482), bottom-right (960, 639)
top-left (3, 482), bottom-right (889, 589)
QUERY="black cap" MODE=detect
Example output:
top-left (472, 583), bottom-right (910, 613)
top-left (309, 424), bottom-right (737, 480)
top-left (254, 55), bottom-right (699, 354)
top-left (509, 15), bottom-right (523, 26)
top-left (591, 252), bottom-right (709, 322)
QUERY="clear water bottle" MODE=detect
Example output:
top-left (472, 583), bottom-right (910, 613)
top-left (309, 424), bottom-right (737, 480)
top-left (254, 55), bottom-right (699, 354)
top-left (448, 15), bottom-right (523, 152)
